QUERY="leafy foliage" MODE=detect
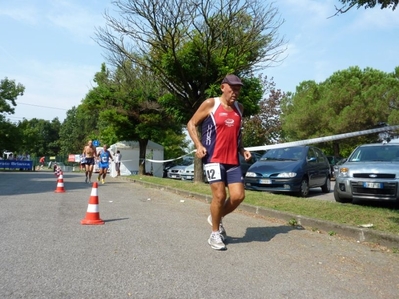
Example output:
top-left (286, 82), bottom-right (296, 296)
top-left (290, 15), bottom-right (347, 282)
top-left (0, 116), bottom-right (20, 154)
top-left (281, 66), bottom-right (399, 157)
top-left (78, 63), bottom-right (184, 174)
top-left (0, 78), bottom-right (24, 153)
top-left (96, 0), bottom-right (285, 124)
top-left (333, 0), bottom-right (398, 15)
top-left (17, 118), bottom-right (61, 157)
top-left (58, 106), bottom-right (98, 156)
top-left (242, 76), bottom-right (284, 147)
top-left (95, 0), bottom-right (287, 180)
top-left (0, 77), bottom-right (25, 115)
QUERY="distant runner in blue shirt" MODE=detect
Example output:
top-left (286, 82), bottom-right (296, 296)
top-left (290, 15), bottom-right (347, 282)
top-left (97, 144), bottom-right (114, 184)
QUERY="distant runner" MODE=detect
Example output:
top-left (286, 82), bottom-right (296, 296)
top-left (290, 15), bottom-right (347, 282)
top-left (97, 144), bottom-right (113, 184)
top-left (82, 140), bottom-right (97, 183)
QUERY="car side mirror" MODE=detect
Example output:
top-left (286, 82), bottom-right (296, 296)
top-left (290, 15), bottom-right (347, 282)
top-left (307, 157), bottom-right (317, 163)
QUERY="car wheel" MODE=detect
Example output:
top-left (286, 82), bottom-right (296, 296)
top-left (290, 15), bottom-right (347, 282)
top-left (321, 177), bottom-right (331, 193)
top-left (297, 178), bottom-right (309, 197)
top-left (334, 185), bottom-right (352, 203)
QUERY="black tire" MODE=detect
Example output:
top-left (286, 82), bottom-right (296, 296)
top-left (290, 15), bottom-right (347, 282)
top-left (334, 184), bottom-right (352, 203)
top-left (297, 178), bottom-right (309, 197)
top-left (321, 177), bottom-right (331, 193)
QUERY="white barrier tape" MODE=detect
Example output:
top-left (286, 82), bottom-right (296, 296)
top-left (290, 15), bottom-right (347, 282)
top-left (146, 150), bottom-right (196, 164)
top-left (244, 125), bottom-right (399, 152)
top-left (142, 125), bottom-right (399, 164)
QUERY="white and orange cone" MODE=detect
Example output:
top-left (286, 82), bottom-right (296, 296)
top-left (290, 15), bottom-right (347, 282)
top-left (54, 174), bottom-right (66, 193)
top-left (81, 182), bottom-right (104, 225)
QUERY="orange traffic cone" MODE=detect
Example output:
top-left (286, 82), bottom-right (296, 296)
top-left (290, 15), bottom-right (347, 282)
top-left (55, 174), bottom-right (66, 193)
top-left (81, 182), bottom-right (104, 225)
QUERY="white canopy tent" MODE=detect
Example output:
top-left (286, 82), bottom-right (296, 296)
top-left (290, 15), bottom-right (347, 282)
top-left (108, 140), bottom-right (164, 177)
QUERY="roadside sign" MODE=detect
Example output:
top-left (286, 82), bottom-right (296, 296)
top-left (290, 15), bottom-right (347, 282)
top-left (93, 140), bottom-right (100, 147)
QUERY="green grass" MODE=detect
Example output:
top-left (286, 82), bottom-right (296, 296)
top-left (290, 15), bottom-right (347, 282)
top-left (131, 175), bottom-right (399, 236)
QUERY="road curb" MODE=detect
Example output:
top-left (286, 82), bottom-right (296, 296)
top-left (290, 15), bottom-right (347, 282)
top-left (131, 179), bottom-right (399, 249)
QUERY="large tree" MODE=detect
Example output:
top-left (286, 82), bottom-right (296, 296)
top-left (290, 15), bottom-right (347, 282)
top-left (0, 117), bottom-right (20, 154)
top-left (96, 0), bottom-right (284, 121)
top-left (0, 78), bottom-right (25, 153)
top-left (82, 63), bottom-right (184, 175)
top-left (18, 118), bottom-right (61, 157)
top-left (281, 66), bottom-right (399, 157)
top-left (96, 0), bottom-right (285, 181)
top-left (59, 106), bottom-right (98, 156)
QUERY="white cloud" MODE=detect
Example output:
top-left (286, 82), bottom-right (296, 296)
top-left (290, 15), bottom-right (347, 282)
top-left (45, 0), bottom-right (106, 43)
top-left (0, 3), bottom-right (39, 24)
top-left (280, 0), bottom-right (336, 20)
top-left (1, 0), bottom-right (108, 122)
top-left (349, 8), bottom-right (399, 31)
top-left (11, 59), bottom-right (99, 122)
top-left (268, 0), bottom-right (399, 93)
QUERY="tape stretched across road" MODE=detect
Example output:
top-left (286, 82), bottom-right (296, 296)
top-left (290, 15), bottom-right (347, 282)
top-left (146, 151), bottom-right (196, 164)
top-left (145, 125), bottom-right (399, 163)
top-left (245, 125), bottom-right (399, 152)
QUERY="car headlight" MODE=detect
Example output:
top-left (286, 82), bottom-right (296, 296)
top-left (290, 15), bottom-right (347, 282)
top-left (277, 172), bottom-right (297, 178)
top-left (245, 172), bottom-right (257, 177)
top-left (338, 167), bottom-right (349, 177)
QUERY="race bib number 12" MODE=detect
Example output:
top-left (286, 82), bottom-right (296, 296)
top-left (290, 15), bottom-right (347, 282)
top-left (204, 163), bottom-right (221, 182)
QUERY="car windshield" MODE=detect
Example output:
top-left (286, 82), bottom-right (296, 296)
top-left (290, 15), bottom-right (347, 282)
top-left (348, 145), bottom-right (399, 162)
top-left (260, 147), bottom-right (304, 161)
top-left (181, 157), bottom-right (194, 166)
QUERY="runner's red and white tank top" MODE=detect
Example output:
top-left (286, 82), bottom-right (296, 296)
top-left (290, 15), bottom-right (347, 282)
top-left (201, 97), bottom-right (242, 165)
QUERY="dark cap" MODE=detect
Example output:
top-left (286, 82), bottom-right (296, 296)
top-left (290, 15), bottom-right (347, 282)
top-left (222, 74), bottom-right (243, 86)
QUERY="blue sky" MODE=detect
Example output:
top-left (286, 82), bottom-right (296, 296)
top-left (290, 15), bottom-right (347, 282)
top-left (1, 0), bottom-right (398, 123)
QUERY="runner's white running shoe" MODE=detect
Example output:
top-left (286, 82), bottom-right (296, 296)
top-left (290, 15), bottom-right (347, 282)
top-left (208, 232), bottom-right (226, 250)
top-left (207, 215), bottom-right (226, 240)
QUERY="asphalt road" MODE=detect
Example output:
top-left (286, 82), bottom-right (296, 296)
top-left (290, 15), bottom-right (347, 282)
top-left (1, 172), bottom-right (398, 299)
top-left (308, 181), bottom-right (335, 201)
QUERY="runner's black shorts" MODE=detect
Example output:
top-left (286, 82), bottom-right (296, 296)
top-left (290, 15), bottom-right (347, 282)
top-left (85, 157), bottom-right (95, 165)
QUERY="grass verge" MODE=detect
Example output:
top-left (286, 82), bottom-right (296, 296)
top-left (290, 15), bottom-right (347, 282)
top-left (131, 175), bottom-right (399, 236)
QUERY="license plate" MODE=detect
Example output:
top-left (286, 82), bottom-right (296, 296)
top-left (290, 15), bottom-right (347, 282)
top-left (363, 182), bottom-right (383, 189)
top-left (259, 179), bottom-right (272, 184)
top-left (171, 175), bottom-right (176, 178)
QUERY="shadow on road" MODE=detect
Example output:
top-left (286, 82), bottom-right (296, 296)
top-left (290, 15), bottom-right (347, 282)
top-left (227, 225), bottom-right (304, 244)
top-left (104, 217), bottom-right (130, 223)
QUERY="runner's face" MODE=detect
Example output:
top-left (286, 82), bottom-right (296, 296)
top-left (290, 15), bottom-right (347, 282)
top-left (221, 83), bottom-right (241, 104)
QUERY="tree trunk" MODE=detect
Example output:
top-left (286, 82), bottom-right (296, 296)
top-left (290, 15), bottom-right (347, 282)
top-left (333, 142), bottom-right (340, 157)
top-left (193, 126), bottom-right (204, 183)
top-left (193, 156), bottom-right (204, 183)
top-left (138, 139), bottom-right (148, 175)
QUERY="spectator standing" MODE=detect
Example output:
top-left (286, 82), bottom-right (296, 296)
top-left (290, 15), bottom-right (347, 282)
top-left (114, 150), bottom-right (122, 177)
top-left (39, 156), bottom-right (45, 169)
